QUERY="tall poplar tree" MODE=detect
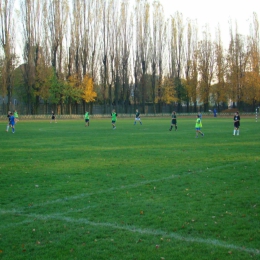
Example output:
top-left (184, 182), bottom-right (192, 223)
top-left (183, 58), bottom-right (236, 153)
top-left (0, 0), bottom-right (16, 113)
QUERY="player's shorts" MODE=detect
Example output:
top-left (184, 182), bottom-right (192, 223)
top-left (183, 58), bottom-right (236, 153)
top-left (85, 119), bottom-right (89, 122)
top-left (112, 120), bottom-right (116, 124)
top-left (171, 120), bottom-right (176, 124)
top-left (135, 118), bottom-right (141, 121)
top-left (51, 116), bottom-right (55, 119)
top-left (195, 127), bottom-right (201, 130)
top-left (234, 122), bottom-right (240, 128)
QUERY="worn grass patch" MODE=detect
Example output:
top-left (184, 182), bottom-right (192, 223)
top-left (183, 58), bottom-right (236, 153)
top-left (0, 117), bottom-right (259, 260)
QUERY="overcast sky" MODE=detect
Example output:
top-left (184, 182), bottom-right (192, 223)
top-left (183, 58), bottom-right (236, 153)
top-left (151, 0), bottom-right (259, 47)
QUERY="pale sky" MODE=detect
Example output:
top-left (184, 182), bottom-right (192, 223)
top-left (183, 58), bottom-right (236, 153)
top-left (152, 0), bottom-right (259, 47)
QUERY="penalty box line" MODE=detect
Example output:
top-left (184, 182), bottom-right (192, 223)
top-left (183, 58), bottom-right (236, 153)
top-left (2, 211), bottom-right (259, 256)
top-left (3, 161), bottom-right (245, 212)
top-left (25, 161), bottom-right (244, 208)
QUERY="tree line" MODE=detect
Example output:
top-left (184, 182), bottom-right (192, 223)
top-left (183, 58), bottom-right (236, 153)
top-left (0, 0), bottom-right (260, 115)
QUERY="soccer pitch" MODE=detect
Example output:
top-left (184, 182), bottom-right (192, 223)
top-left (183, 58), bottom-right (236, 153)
top-left (0, 117), bottom-right (259, 259)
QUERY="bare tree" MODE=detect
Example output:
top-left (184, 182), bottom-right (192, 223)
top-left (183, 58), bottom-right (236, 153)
top-left (198, 26), bottom-right (215, 112)
top-left (189, 24), bottom-right (199, 112)
top-left (88, 0), bottom-right (102, 82)
top-left (0, 0), bottom-right (16, 113)
top-left (134, 0), bottom-right (150, 113)
top-left (183, 19), bottom-right (195, 112)
top-left (150, 1), bottom-right (166, 113)
top-left (20, 0), bottom-right (45, 114)
top-left (168, 12), bottom-right (185, 112)
top-left (107, 0), bottom-right (119, 109)
top-left (79, 0), bottom-right (102, 113)
top-left (100, 0), bottom-right (110, 113)
top-left (47, 0), bottom-right (69, 114)
top-left (119, 0), bottom-right (132, 112)
top-left (244, 13), bottom-right (260, 109)
top-left (213, 25), bottom-right (227, 111)
top-left (226, 22), bottom-right (249, 109)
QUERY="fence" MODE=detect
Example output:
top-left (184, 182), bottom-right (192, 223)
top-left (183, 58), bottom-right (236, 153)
top-left (0, 112), bottom-right (256, 121)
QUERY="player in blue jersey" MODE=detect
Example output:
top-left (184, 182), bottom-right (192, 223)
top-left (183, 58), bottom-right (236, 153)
top-left (9, 112), bottom-right (15, 133)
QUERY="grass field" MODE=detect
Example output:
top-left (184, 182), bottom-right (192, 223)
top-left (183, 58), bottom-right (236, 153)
top-left (0, 116), bottom-right (259, 260)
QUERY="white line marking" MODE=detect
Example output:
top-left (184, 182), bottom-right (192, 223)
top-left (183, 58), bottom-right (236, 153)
top-left (1, 211), bottom-right (258, 255)
top-left (1, 162), bottom-right (258, 255)
top-left (19, 174), bottom-right (185, 208)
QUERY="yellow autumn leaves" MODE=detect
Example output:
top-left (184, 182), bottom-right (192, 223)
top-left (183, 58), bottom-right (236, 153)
top-left (67, 74), bottom-right (97, 104)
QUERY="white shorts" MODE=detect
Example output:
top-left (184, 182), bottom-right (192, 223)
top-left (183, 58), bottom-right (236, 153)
top-left (135, 118), bottom-right (141, 121)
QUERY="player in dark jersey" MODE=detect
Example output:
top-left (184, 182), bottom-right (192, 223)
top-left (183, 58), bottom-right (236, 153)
top-left (233, 111), bottom-right (240, 135)
top-left (50, 111), bottom-right (57, 123)
top-left (169, 111), bottom-right (177, 131)
top-left (134, 109), bottom-right (142, 125)
top-left (6, 111), bottom-right (11, 132)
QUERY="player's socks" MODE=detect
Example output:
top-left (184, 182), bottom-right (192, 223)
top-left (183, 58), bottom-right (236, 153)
top-left (134, 121), bottom-right (136, 125)
top-left (175, 126), bottom-right (177, 130)
top-left (140, 122), bottom-right (142, 125)
top-left (233, 130), bottom-right (236, 135)
top-left (169, 126), bottom-right (172, 131)
top-left (237, 130), bottom-right (239, 135)
top-left (6, 125), bottom-right (9, 131)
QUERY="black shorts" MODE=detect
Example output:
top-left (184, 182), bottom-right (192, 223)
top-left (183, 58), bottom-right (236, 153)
top-left (234, 122), bottom-right (240, 128)
top-left (85, 119), bottom-right (89, 122)
top-left (171, 120), bottom-right (177, 124)
top-left (52, 116), bottom-right (55, 119)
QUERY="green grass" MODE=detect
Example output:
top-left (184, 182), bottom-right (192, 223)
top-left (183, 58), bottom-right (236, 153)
top-left (0, 117), bottom-right (259, 260)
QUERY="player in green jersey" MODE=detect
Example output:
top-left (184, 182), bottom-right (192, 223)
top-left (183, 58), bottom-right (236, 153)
top-left (111, 109), bottom-right (117, 129)
top-left (169, 111), bottom-right (177, 131)
top-left (14, 110), bottom-right (19, 122)
top-left (84, 111), bottom-right (90, 127)
top-left (195, 114), bottom-right (204, 138)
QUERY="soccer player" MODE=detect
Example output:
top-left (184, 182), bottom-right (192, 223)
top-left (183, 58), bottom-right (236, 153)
top-left (6, 111), bottom-right (11, 132)
top-left (169, 111), bottom-right (177, 131)
top-left (233, 111), bottom-right (240, 135)
top-left (50, 111), bottom-right (57, 123)
top-left (14, 110), bottom-right (19, 122)
top-left (9, 112), bottom-right (15, 133)
top-left (195, 114), bottom-right (204, 138)
top-left (84, 111), bottom-right (90, 127)
top-left (134, 109), bottom-right (142, 125)
top-left (111, 109), bottom-right (117, 129)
